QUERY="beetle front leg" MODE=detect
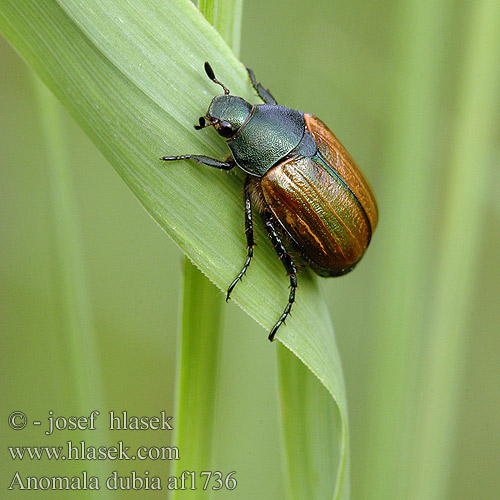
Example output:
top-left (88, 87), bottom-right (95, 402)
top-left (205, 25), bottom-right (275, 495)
top-left (161, 154), bottom-right (236, 171)
top-left (227, 175), bottom-right (255, 301)
top-left (261, 210), bottom-right (297, 342)
top-left (246, 67), bottom-right (278, 105)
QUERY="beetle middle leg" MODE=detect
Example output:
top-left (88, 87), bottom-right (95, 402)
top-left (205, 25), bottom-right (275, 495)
top-left (226, 174), bottom-right (255, 301)
top-left (261, 210), bottom-right (297, 342)
top-left (161, 154), bottom-right (236, 170)
top-left (246, 67), bottom-right (278, 105)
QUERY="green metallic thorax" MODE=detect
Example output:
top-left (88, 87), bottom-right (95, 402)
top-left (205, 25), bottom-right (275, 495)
top-left (227, 104), bottom-right (305, 176)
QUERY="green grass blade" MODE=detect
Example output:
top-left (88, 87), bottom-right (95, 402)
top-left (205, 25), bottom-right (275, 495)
top-left (278, 345), bottom-right (348, 499)
top-left (0, 1), bottom-right (349, 496)
top-left (358, 1), bottom-right (453, 497)
top-left (407, 1), bottom-right (500, 498)
top-left (171, 2), bottom-right (240, 495)
top-left (31, 73), bottom-right (111, 493)
top-left (198, 0), bottom-right (243, 56)
top-left (172, 259), bottom-right (224, 485)
top-left (32, 76), bottom-right (98, 408)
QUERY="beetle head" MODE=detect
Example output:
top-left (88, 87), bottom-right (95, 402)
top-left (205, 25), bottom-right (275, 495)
top-left (205, 95), bottom-right (252, 138)
top-left (194, 62), bottom-right (252, 139)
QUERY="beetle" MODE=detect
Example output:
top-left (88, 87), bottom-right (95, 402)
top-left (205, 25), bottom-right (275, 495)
top-left (162, 62), bottom-right (378, 341)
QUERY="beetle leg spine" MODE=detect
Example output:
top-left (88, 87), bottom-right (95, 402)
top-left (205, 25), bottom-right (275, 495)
top-left (262, 211), bottom-right (297, 341)
top-left (246, 67), bottom-right (278, 105)
top-left (226, 175), bottom-right (255, 301)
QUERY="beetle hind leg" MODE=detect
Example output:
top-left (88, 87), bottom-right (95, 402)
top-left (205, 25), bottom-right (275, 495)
top-left (227, 175), bottom-right (255, 301)
top-left (262, 211), bottom-right (297, 341)
top-left (246, 67), bottom-right (278, 105)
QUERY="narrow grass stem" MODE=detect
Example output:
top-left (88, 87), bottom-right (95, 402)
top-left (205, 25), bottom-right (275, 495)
top-left (171, 2), bottom-right (241, 496)
top-left (32, 75), bottom-right (110, 491)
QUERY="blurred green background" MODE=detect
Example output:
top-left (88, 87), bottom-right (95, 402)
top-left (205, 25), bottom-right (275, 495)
top-left (2, 0), bottom-right (499, 499)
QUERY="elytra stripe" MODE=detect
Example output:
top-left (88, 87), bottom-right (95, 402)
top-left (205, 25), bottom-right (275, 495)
top-left (314, 153), bottom-right (373, 243)
top-left (291, 167), bottom-right (356, 261)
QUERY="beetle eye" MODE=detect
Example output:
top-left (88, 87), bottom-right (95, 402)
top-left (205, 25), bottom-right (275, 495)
top-left (217, 120), bottom-right (235, 138)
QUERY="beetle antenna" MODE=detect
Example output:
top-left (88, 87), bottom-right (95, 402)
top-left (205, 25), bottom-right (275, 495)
top-left (194, 116), bottom-right (207, 130)
top-left (204, 62), bottom-right (230, 95)
top-left (194, 115), bottom-right (216, 131)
